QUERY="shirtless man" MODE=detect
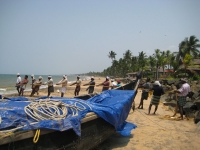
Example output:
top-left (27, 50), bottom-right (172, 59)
top-left (56, 75), bottom-right (68, 97)
top-left (18, 75), bottom-right (29, 96)
top-left (30, 76), bottom-right (43, 97)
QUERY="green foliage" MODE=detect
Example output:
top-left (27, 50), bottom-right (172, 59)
top-left (166, 76), bottom-right (176, 80)
top-left (190, 74), bottom-right (200, 81)
top-left (86, 35), bottom-right (200, 79)
top-left (183, 54), bottom-right (193, 65)
top-left (179, 35), bottom-right (200, 58)
top-left (108, 50), bottom-right (117, 61)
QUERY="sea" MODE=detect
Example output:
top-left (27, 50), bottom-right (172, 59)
top-left (0, 74), bottom-right (91, 95)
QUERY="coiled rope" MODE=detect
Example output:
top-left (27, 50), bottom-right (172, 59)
top-left (24, 99), bottom-right (92, 122)
top-left (1, 99), bottom-right (92, 144)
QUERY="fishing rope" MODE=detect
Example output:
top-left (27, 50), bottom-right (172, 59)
top-left (136, 109), bottom-right (166, 130)
top-left (0, 98), bottom-right (92, 136)
top-left (24, 99), bottom-right (92, 122)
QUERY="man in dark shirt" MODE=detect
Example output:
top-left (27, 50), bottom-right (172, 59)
top-left (97, 76), bottom-right (110, 91)
top-left (83, 76), bottom-right (95, 94)
top-left (147, 81), bottom-right (164, 115)
top-left (138, 78), bottom-right (151, 109)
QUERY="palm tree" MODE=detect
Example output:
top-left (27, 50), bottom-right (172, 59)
top-left (123, 50), bottom-right (132, 60)
top-left (111, 60), bottom-right (119, 76)
top-left (131, 56), bottom-right (138, 72)
top-left (149, 55), bottom-right (156, 71)
top-left (123, 50), bottom-right (132, 73)
top-left (165, 50), bottom-right (171, 65)
top-left (183, 54), bottom-right (193, 77)
top-left (138, 51), bottom-right (147, 71)
top-left (108, 51), bottom-right (117, 61)
top-left (153, 49), bottom-right (165, 79)
top-left (160, 51), bottom-right (167, 75)
top-left (186, 35), bottom-right (200, 58)
top-left (179, 35), bottom-right (200, 58)
top-left (179, 39), bottom-right (187, 58)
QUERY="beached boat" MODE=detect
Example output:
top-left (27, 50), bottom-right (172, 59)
top-left (0, 79), bottom-right (140, 150)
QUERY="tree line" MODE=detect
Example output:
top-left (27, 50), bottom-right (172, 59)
top-left (87, 35), bottom-right (200, 78)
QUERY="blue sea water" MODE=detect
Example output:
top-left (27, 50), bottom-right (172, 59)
top-left (0, 74), bottom-right (89, 95)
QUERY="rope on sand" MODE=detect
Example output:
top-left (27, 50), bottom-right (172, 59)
top-left (136, 109), bottom-right (166, 131)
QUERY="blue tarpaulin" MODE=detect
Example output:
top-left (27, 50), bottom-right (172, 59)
top-left (0, 90), bottom-right (137, 136)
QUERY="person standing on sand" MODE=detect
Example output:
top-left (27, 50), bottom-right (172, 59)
top-left (174, 78), bottom-right (190, 120)
top-left (18, 75), bottom-right (29, 96)
top-left (138, 78), bottom-right (151, 109)
top-left (30, 76), bottom-right (43, 97)
top-left (16, 73), bottom-right (21, 95)
top-left (83, 76), bottom-right (95, 94)
top-left (110, 79), bottom-right (117, 89)
top-left (56, 75), bottom-right (68, 97)
top-left (31, 74), bottom-right (36, 89)
top-left (96, 76), bottom-right (110, 91)
top-left (70, 76), bottom-right (81, 96)
top-left (147, 81), bottom-right (164, 115)
top-left (43, 75), bottom-right (54, 97)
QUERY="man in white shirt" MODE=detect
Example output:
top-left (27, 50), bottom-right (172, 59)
top-left (174, 78), bottom-right (190, 120)
top-left (43, 75), bottom-right (54, 97)
top-left (111, 79), bottom-right (117, 89)
top-left (70, 76), bottom-right (81, 96)
top-left (16, 73), bottom-right (21, 95)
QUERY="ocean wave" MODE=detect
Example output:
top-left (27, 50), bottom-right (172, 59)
top-left (0, 88), bottom-right (7, 91)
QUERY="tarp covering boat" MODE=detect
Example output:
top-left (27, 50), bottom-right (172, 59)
top-left (0, 90), bottom-right (137, 136)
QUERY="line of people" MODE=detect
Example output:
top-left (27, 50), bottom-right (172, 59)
top-left (15, 74), bottom-right (121, 97)
top-left (16, 74), bottom-right (66, 97)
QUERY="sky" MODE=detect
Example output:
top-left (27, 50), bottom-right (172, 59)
top-left (0, 0), bottom-right (200, 75)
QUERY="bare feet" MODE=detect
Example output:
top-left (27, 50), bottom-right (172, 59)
top-left (178, 117), bottom-right (183, 120)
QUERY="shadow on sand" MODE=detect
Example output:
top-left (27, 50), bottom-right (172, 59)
top-left (94, 132), bottom-right (134, 150)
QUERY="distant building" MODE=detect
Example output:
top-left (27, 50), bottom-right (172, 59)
top-left (153, 65), bottom-right (174, 79)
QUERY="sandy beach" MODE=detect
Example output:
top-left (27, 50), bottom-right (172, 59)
top-left (2, 79), bottom-right (200, 150)
top-left (94, 88), bottom-right (200, 150)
